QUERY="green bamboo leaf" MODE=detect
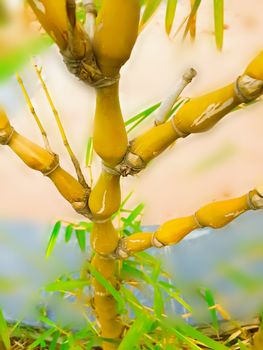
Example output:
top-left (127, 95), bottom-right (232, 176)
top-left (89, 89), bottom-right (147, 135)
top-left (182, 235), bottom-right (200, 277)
top-left (86, 263), bottom-right (126, 314)
top-left (164, 326), bottom-right (202, 350)
top-left (183, 0), bottom-right (202, 39)
top-left (158, 281), bottom-right (192, 312)
top-left (125, 102), bottom-right (160, 127)
top-left (214, 0), bottom-right (224, 50)
top-left (0, 309), bottom-right (10, 350)
top-left (85, 137), bottom-right (94, 167)
top-left (75, 229), bottom-right (86, 252)
top-left (118, 314), bottom-right (153, 350)
top-left (46, 221), bottom-right (62, 258)
top-left (65, 224), bottom-right (73, 243)
top-left (122, 203), bottom-right (145, 225)
top-left (45, 279), bottom-right (90, 292)
top-left (178, 322), bottom-right (228, 350)
top-left (200, 288), bottom-right (219, 334)
top-left (165, 0), bottom-right (178, 35)
top-left (48, 331), bottom-right (60, 350)
top-left (29, 328), bottom-right (56, 349)
top-left (140, 0), bottom-right (162, 30)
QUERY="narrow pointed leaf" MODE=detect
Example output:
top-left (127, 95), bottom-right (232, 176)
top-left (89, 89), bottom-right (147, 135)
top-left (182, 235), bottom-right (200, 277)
top-left (46, 221), bottom-right (62, 258)
top-left (29, 328), bottom-right (56, 349)
top-left (49, 331), bottom-right (60, 350)
top-left (86, 137), bottom-right (94, 167)
top-left (45, 279), bottom-right (90, 292)
top-left (166, 0), bottom-right (178, 35)
top-left (140, 0), bottom-right (162, 30)
top-left (0, 309), bottom-right (10, 350)
top-left (214, 0), bottom-right (224, 50)
top-left (118, 314), bottom-right (153, 350)
top-left (183, 0), bottom-right (202, 39)
top-left (201, 288), bottom-right (219, 334)
top-left (75, 229), bottom-right (86, 252)
top-left (65, 224), bottom-right (73, 243)
top-left (125, 102), bottom-right (160, 127)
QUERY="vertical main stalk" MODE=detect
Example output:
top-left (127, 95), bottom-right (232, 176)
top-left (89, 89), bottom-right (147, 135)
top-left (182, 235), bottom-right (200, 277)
top-left (89, 2), bottom-right (140, 348)
top-left (90, 83), bottom-right (126, 349)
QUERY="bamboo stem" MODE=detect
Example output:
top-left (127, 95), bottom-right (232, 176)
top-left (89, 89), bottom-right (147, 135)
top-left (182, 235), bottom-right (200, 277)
top-left (121, 62), bottom-right (263, 175)
top-left (16, 73), bottom-right (52, 152)
top-left (33, 62), bottom-right (89, 190)
top-left (154, 68), bottom-right (197, 125)
top-left (94, 83), bottom-right (128, 166)
top-left (0, 109), bottom-right (91, 218)
top-left (115, 188), bottom-right (263, 258)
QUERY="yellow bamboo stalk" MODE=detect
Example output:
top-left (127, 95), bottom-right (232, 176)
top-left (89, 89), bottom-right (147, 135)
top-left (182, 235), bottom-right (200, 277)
top-left (94, 83), bottom-right (128, 166)
top-left (125, 51), bottom-right (263, 173)
top-left (93, 0), bottom-right (140, 77)
top-left (89, 170), bottom-right (121, 222)
top-left (0, 109), bottom-right (90, 218)
top-left (89, 2), bottom-right (139, 347)
top-left (116, 188), bottom-right (263, 257)
top-left (91, 221), bottom-right (123, 350)
top-left (244, 50), bottom-right (263, 80)
top-left (27, 0), bottom-right (68, 49)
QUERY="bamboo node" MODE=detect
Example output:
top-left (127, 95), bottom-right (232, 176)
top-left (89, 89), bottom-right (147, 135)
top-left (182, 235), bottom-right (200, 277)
top-left (83, 2), bottom-right (97, 17)
top-left (61, 47), bottom-right (120, 88)
top-left (235, 75), bottom-right (263, 103)
top-left (171, 117), bottom-right (188, 138)
top-left (247, 190), bottom-right (263, 210)
top-left (42, 153), bottom-right (60, 176)
top-left (193, 212), bottom-right (204, 228)
top-left (118, 150), bottom-right (146, 177)
top-left (72, 190), bottom-right (93, 219)
top-left (114, 239), bottom-right (130, 259)
top-left (102, 162), bottom-right (121, 176)
top-left (0, 126), bottom-right (14, 145)
top-left (151, 233), bottom-right (165, 248)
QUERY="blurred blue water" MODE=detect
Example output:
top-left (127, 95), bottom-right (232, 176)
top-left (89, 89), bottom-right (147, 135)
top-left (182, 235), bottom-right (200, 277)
top-left (0, 210), bottom-right (263, 326)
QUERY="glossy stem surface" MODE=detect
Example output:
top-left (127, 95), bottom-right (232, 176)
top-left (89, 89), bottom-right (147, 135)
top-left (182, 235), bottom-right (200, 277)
top-left (121, 192), bottom-right (255, 254)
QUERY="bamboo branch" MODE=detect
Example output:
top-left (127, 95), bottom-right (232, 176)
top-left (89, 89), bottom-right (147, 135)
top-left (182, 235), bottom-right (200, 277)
top-left (154, 68), bottom-right (197, 125)
top-left (83, 0), bottom-right (97, 39)
top-left (0, 108), bottom-right (91, 219)
top-left (16, 73), bottom-right (52, 152)
top-left (115, 188), bottom-right (263, 258)
top-left (27, 0), bottom-right (117, 88)
top-left (114, 52), bottom-right (263, 177)
top-left (33, 62), bottom-right (89, 190)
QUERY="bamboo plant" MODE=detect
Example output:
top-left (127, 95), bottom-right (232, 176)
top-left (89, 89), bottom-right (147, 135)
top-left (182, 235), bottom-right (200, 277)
top-left (1, 1), bottom-right (263, 349)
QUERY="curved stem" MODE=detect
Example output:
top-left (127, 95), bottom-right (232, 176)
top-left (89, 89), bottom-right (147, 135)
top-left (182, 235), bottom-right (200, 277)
top-left (116, 188), bottom-right (263, 257)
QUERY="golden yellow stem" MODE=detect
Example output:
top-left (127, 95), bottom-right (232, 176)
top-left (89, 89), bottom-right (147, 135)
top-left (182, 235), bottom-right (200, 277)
top-left (116, 189), bottom-right (263, 257)
top-left (244, 50), bottom-right (263, 80)
top-left (94, 83), bottom-right (128, 166)
top-left (0, 109), bottom-right (90, 217)
top-left (16, 73), bottom-right (52, 152)
top-left (33, 62), bottom-right (89, 189)
top-left (128, 58), bottom-right (263, 172)
top-left (91, 221), bottom-right (123, 350)
top-left (93, 0), bottom-right (140, 77)
top-left (27, 0), bottom-right (68, 50)
top-left (89, 170), bottom-right (121, 222)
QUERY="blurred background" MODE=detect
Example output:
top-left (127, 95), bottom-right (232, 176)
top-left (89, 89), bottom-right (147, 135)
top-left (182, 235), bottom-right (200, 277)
top-left (0, 0), bottom-right (263, 326)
